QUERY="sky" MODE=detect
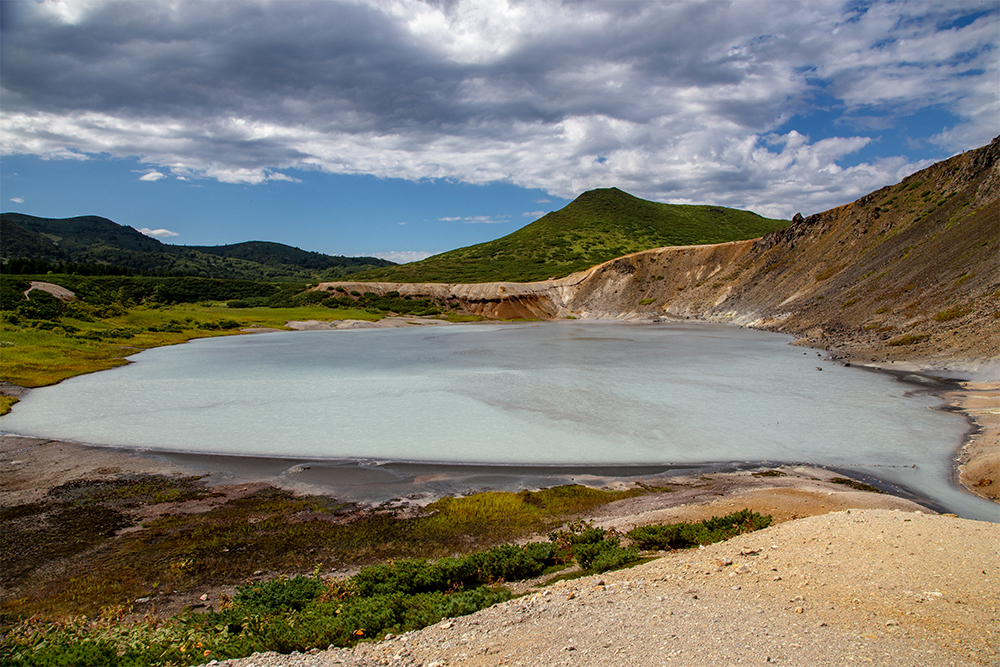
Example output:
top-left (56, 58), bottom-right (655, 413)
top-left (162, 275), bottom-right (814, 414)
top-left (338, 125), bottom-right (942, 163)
top-left (1, 0), bottom-right (997, 263)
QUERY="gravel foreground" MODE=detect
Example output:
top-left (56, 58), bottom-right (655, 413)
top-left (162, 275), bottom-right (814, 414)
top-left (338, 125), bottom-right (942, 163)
top-left (198, 509), bottom-right (999, 667)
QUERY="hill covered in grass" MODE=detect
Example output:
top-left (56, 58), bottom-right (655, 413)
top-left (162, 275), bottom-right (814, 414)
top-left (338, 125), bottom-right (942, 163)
top-left (353, 188), bottom-right (788, 283)
top-left (0, 213), bottom-right (393, 282)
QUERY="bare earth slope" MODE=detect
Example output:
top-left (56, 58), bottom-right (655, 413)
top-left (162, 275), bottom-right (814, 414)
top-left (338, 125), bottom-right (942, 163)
top-left (203, 509), bottom-right (1000, 667)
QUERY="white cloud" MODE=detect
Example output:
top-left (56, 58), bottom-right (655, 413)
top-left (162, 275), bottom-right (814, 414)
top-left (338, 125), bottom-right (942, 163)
top-left (523, 210), bottom-right (545, 218)
top-left (9, 197), bottom-right (24, 204)
top-left (461, 215), bottom-right (509, 224)
top-left (137, 227), bottom-right (179, 238)
top-left (441, 214), bottom-right (510, 223)
top-left (0, 0), bottom-right (995, 216)
top-left (368, 250), bottom-right (436, 263)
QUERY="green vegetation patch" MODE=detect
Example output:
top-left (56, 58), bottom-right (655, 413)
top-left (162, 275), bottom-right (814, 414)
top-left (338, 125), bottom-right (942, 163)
top-left (0, 273), bottom-right (416, 387)
top-left (0, 483), bottom-right (649, 622)
top-left (933, 307), bottom-right (970, 322)
top-left (829, 477), bottom-right (883, 494)
top-left (887, 334), bottom-right (930, 347)
top-left (1, 505), bottom-right (769, 666)
top-left (626, 509), bottom-right (772, 550)
top-left (0, 395), bottom-right (18, 415)
top-left (814, 265), bottom-right (843, 281)
top-left (354, 188), bottom-right (786, 283)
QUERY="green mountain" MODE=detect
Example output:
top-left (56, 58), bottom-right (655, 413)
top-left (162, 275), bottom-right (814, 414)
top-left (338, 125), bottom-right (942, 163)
top-left (353, 188), bottom-right (789, 283)
top-left (0, 213), bottom-right (394, 281)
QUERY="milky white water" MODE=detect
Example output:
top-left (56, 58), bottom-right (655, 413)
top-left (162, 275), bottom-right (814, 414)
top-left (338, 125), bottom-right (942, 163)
top-left (2, 321), bottom-right (995, 520)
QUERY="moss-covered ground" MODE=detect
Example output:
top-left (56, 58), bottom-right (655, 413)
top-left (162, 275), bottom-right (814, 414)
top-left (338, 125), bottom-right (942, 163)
top-left (0, 471), bottom-right (769, 666)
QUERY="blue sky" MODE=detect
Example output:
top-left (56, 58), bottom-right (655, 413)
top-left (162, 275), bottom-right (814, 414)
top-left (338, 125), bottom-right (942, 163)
top-left (1, 0), bottom-right (997, 263)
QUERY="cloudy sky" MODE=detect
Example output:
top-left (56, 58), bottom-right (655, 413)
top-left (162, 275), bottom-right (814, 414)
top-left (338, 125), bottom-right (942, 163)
top-left (1, 0), bottom-right (996, 261)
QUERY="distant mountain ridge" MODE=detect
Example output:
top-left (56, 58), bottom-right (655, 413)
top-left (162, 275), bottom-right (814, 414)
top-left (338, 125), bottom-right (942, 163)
top-left (0, 213), bottom-right (394, 281)
top-left (354, 188), bottom-right (788, 283)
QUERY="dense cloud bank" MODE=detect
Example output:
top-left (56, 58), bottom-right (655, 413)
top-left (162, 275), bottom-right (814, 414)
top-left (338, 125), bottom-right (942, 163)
top-left (1, 0), bottom-right (996, 217)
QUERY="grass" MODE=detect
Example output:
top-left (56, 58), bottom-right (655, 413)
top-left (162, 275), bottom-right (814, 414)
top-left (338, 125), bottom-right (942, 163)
top-left (0, 304), bottom-right (379, 387)
top-left (353, 188), bottom-right (786, 283)
top-left (0, 481), bottom-right (650, 623)
top-left (814, 265), bottom-right (843, 281)
top-left (933, 307), bottom-right (970, 322)
top-left (0, 395), bottom-right (19, 415)
top-left (1, 503), bottom-right (772, 667)
top-left (887, 333), bottom-right (930, 347)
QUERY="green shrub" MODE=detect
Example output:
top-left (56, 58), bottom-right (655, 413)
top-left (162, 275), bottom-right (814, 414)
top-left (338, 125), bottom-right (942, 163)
top-left (469, 544), bottom-right (551, 582)
top-left (16, 290), bottom-right (65, 321)
top-left (588, 545), bottom-right (640, 573)
top-left (627, 509), bottom-right (772, 550)
top-left (234, 575), bottom-right (325, 613)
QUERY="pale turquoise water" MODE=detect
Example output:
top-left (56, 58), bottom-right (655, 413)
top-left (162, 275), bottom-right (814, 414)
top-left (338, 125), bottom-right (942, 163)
top-left (2, 321), bottom-right (995, 520)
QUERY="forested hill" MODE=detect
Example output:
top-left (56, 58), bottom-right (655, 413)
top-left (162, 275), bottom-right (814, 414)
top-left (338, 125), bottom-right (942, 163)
top-left (0, 213), bottom-right (394, 282)
top-left (353, 188), bottom-right (788, 283)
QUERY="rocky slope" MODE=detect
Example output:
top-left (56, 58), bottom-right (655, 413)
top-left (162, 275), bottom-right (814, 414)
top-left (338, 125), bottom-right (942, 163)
top-left (318, 137), bottom-right (999, 367)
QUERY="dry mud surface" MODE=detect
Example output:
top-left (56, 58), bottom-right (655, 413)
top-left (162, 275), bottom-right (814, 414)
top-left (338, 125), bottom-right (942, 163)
top-left (201, 509), bottom-right (999, 667)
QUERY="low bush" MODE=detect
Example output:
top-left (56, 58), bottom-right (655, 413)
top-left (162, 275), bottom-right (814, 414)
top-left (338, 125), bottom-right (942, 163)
top-left (0, 504), bottom-right (776, 665)
top-left (627, 509), bottom-right (772, 550)
top-left (234, 575), bottom-right (326, 614)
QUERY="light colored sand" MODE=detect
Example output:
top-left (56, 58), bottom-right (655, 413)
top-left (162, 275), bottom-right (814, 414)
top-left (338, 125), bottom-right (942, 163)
top-left (952, 381), bottom-right (1000, 502)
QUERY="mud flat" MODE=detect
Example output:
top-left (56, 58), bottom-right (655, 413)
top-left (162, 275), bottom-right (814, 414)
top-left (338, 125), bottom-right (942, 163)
top-left (0, 434), bottom-right (945, 517)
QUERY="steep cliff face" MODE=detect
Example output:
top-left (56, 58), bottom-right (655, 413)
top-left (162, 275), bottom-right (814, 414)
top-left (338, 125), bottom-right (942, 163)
top-left (565, 137), bottom-right (999, 364)
top-left (317, 138), bottom-right (999, 365)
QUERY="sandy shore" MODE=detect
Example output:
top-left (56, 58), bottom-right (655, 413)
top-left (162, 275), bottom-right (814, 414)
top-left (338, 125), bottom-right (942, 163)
top-left (950, 381), bottom-right (1000, 501)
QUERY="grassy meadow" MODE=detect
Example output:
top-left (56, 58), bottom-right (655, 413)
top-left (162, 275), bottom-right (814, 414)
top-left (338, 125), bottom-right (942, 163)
top-left (0, 303), bottom-right (379, 388)
top-left (355, 188), bottom-right (788, 283)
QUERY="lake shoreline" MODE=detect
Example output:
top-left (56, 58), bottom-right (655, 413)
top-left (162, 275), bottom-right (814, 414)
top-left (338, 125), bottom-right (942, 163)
top-left (1, 317), bottom-right (996, 512)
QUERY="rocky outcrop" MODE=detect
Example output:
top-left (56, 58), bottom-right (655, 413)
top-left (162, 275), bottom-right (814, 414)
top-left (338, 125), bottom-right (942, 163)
top-left (317, 137), bottom-right (999, 366)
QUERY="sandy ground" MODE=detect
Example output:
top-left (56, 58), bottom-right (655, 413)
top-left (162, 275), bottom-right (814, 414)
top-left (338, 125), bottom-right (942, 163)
top-left (951, 382), bottom-right (1000, 501)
